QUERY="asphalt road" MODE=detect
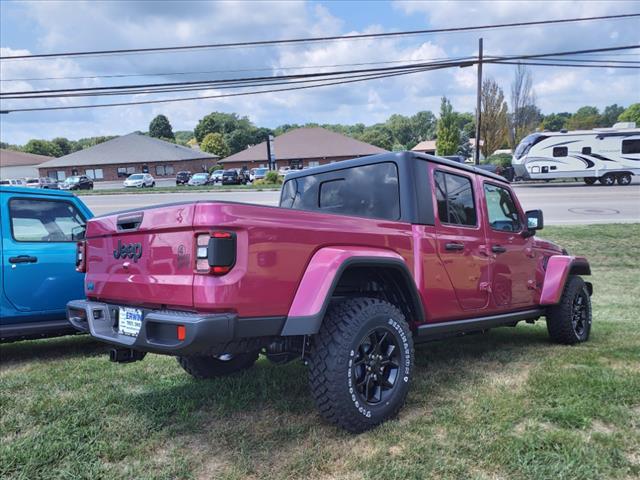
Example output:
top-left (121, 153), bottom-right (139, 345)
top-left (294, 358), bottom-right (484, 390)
top-left (82, 181), bottom-right (640, 225)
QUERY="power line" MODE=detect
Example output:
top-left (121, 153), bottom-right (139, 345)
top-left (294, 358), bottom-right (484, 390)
top-left (493, 61), bottom-right (640, 68)
top-left (4, 45), bottom-right (636, 99)
top-left (1, 13), bottom-right (638, 60)
top-left (0, 66), bottom-right (444, 113)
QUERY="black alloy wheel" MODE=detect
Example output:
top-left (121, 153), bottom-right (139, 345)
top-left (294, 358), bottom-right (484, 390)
top-left (352, 327), bottom-right (401, 405)
top-left (571, 289), bottom-right (590, 338)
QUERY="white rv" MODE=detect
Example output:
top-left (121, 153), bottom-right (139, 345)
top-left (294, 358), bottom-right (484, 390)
top-left (511, 122), bottom-right (639, 185)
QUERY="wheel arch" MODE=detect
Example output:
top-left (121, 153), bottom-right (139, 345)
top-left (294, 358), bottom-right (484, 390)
top-left (540, 255), bottom-right (592, 305)
top-left (281, 247), bottom-right (424, 336)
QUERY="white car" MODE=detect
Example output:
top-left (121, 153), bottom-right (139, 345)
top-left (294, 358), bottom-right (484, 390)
top-left (0, 179), bottom-right (25, 187)
top-left (123, 173), bottom-right (155, 188)
top-left (210, 170), bottom-right (224, 183)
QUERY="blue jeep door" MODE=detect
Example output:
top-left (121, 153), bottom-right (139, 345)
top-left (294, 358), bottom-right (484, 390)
top-left (2, 196), bottom-right (87, 318)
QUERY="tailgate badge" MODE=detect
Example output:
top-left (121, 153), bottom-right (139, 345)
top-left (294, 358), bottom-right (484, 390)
top-left (176, 208), bottom-right (184, 223)
top-left (113, 240), bottom-right (142, 263)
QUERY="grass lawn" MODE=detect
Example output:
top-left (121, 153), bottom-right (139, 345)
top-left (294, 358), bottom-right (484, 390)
top-left (1, 224), bottom-right (639, 480)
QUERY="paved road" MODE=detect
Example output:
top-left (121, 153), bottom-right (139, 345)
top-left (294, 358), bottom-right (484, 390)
top-left (82, 181), bottom-right (640, 225)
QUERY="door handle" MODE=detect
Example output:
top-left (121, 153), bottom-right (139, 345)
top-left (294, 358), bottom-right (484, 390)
top-left (8, 255), bottom-right (38, 264)
top-left (445, 242), bottom-right (465, 251)
top-left (491, 245), bottom-right (507, 254)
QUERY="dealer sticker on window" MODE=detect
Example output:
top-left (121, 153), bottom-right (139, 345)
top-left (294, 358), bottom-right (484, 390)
top-left (118, 307), bottom-right (142, 337)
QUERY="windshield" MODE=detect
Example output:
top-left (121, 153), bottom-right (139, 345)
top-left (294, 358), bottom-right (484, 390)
top-left (128, 174), bottom-right (144, 180)
top-left (514, 133), bottom-right (546, 159)
top-left (65, 176), bottom-right (80, 183)
top-left (224, 170), bottom-right (236, 174)
top-left (256, 168), bottom-right (268, 174)
top-left (25, 179), bottom-right (39, 184)
top-left (214, 170), bottom-right (224, 174)
top-left (193, 173), bottom-right (208, 179)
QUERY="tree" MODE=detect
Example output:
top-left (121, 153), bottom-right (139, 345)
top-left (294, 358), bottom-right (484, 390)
top-left (200, 132), bottom-right (230, 158)
top-left (436, 97), bottom-right (460, 156)
top-left (410, 111), bottom-right (437, 142)
top-left (51, 137), bottom-right (72, 156)
top-left (509, 64), bottom-right (539, 148)
top-left (618, 103), bottom-right (640, 124)
top-left (541, 112), bottom-right (570, 131)
top-left (194, 112), bottom-right (252, 143)
top-left (358, 125), bottom-right (394, 151)
top-left (566, 106), bottom-right (600, 130)
top-left (22, 139), bottom-right (62, 157)
top-left (149, 114), bottom-right (174, 140)
top-left (480, 78), bottom-right (509, 157)
top-left (600, 104), bottom-right (625, 127)
top-left (174, 130), bottom-right (194, 146)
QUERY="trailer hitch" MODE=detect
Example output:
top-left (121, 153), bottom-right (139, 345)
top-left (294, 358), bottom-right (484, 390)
top-left (109, 348), bottom-right (146, 363)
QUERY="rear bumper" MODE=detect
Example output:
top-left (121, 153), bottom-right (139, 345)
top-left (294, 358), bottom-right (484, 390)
top-left (66, 300), bottom-right (284, 355)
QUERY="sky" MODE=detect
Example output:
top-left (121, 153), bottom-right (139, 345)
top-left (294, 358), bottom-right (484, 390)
top-left (0, 0), bottom-right (638, 144)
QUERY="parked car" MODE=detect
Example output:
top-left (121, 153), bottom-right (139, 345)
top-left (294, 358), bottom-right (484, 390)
top-left (251, 168), bottom-right (268, 182)
top-left (1, 185), bottom-right (93, 342)
top-left (176, 171), bottom-right (192, 186)
top-left (59, 175), bottom-right (94, 190)
top-left (123, 173), bottom-right (155, 188)
top-left (210, 170), bottom-right (224, 183)
top-left (0, 179), bottom-right (25, 187)
top-left (221, 169), bottom-right (246, 185)
top-left (278, 166), bottom-right (291, 176)
top-left (188, 172), bottom-right (210, 186)
top-left (24, 177), bottom-right (59, 189)
top-left (68, 151), bottom-right (592, 433)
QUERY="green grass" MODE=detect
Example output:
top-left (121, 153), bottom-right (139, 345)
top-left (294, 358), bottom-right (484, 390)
top-left (75, 184), bottom-right (281, 196)
top-left (1, 224), bottom-right (639, 480)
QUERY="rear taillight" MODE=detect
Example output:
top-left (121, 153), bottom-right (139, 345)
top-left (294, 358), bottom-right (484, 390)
top-left (76, 241), bottom-right (87, 273)
top-left (195, 231), bottom-right (236, 275)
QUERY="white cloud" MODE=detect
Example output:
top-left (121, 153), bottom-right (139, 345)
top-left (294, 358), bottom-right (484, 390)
top-left (1, 0), bottom-right (638, 144)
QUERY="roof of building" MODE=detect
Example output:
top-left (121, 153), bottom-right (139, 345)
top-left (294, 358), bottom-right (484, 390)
top-left (1, 149), bottom-right (53, 167)
top-left (411, 140), bottom-right (436, 152)
top-left (220, 127), bottom-right (388, 164)
top-left (37, 133), bottom-right (218, 168)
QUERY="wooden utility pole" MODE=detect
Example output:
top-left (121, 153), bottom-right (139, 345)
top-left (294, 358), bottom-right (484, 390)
top-left (474, 38), bottom-right (483, 165)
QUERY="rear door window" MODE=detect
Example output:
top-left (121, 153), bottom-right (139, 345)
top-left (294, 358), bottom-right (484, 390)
top-left (9, 198), bottom-right (86, 242)
top-left (434, 170), bottom-right (477, 227)
top-left (281, 162), bottom-right (400, 220)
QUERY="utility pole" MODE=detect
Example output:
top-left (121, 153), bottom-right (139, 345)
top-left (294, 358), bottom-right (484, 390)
top-left (266, 134), bottom-right (275, 171)
top-left (474, 37), bottom-right (483, 165)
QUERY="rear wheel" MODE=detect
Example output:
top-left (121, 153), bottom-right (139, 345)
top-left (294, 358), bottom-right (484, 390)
top-left (177, 351), bottom-right (259, 379)
top-left (308, 297), bottom-right (414, 433)
top-left (617, 173), bottom-right (632, 185)
top-left (598, 173), bottom-right (616, 186)
top-left (583, 177), bottom-right (597, 185)
top-left (546, 275), bottom-right (592, 345)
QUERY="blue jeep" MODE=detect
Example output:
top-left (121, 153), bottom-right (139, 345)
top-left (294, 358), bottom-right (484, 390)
top-left (0, 186), bottom-right (93, 342)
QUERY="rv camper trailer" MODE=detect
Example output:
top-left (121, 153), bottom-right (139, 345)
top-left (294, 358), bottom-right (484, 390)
top-left (512, 122), bottom-right (639, 185)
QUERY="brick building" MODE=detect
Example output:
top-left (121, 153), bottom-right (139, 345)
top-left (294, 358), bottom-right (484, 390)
top-left (220, 127), bottom-right (387, 170)
top-left (37, 133), bottom-right (218, 181)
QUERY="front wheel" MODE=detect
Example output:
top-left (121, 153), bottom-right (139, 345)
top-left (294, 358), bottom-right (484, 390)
top-left (617, 173), bottom-right (632, 185)
top-left (583, 177), bottom-right (597, 185)
top-left (177, 351), bottom-right (259, 379)
top-left (308, 297), bottom-right (414, 433)
top-left (546, 275), bottom-right (592, 345)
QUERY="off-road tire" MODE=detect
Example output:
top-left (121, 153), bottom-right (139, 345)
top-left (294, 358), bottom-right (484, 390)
top-left (308, 297), bottom-right (414, 433)
top-left (546, 275), bottom-right (592, 345)
top-left (177, 350), bottom-right (259, 379)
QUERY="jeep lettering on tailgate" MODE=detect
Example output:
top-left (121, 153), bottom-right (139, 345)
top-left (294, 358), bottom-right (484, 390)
top-left (68, 151), bottom-right (593, 434)
top-left (113, 240), bottom-right (142, 262)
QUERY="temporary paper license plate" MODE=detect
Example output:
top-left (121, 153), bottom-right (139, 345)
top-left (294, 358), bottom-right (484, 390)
top-left (118, 307), bottom-right (142, 337)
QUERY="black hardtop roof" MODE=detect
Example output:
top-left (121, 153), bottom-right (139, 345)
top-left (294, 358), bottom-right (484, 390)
top-left (284, 151), bottom-right (508, 183)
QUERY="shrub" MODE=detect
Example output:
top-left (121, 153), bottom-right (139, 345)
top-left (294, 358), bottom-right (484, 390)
top-left (484, 153), bottom-right (512, 168)
top-left (264, 171), bottom-right (280, 184)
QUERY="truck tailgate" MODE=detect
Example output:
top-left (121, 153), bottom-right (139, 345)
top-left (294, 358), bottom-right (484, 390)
top-left (85, 203), bottom-right (196, 308)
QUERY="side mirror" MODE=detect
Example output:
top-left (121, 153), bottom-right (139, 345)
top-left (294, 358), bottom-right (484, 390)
top-left (524, 209), bottom-right (544, 236)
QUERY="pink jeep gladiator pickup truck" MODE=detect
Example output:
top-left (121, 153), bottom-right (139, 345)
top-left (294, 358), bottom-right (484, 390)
top-left (68, 151), bottom-right (592, 432)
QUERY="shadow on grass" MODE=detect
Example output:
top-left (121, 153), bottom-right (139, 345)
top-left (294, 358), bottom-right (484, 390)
top-left (0, 334), bottom-right (108, 366)
top-left (127, 325), bottom-right (553, 436)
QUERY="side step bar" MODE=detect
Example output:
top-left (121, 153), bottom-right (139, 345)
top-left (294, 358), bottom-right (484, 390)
top-left (416, 308), bottom-right (545, 340)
